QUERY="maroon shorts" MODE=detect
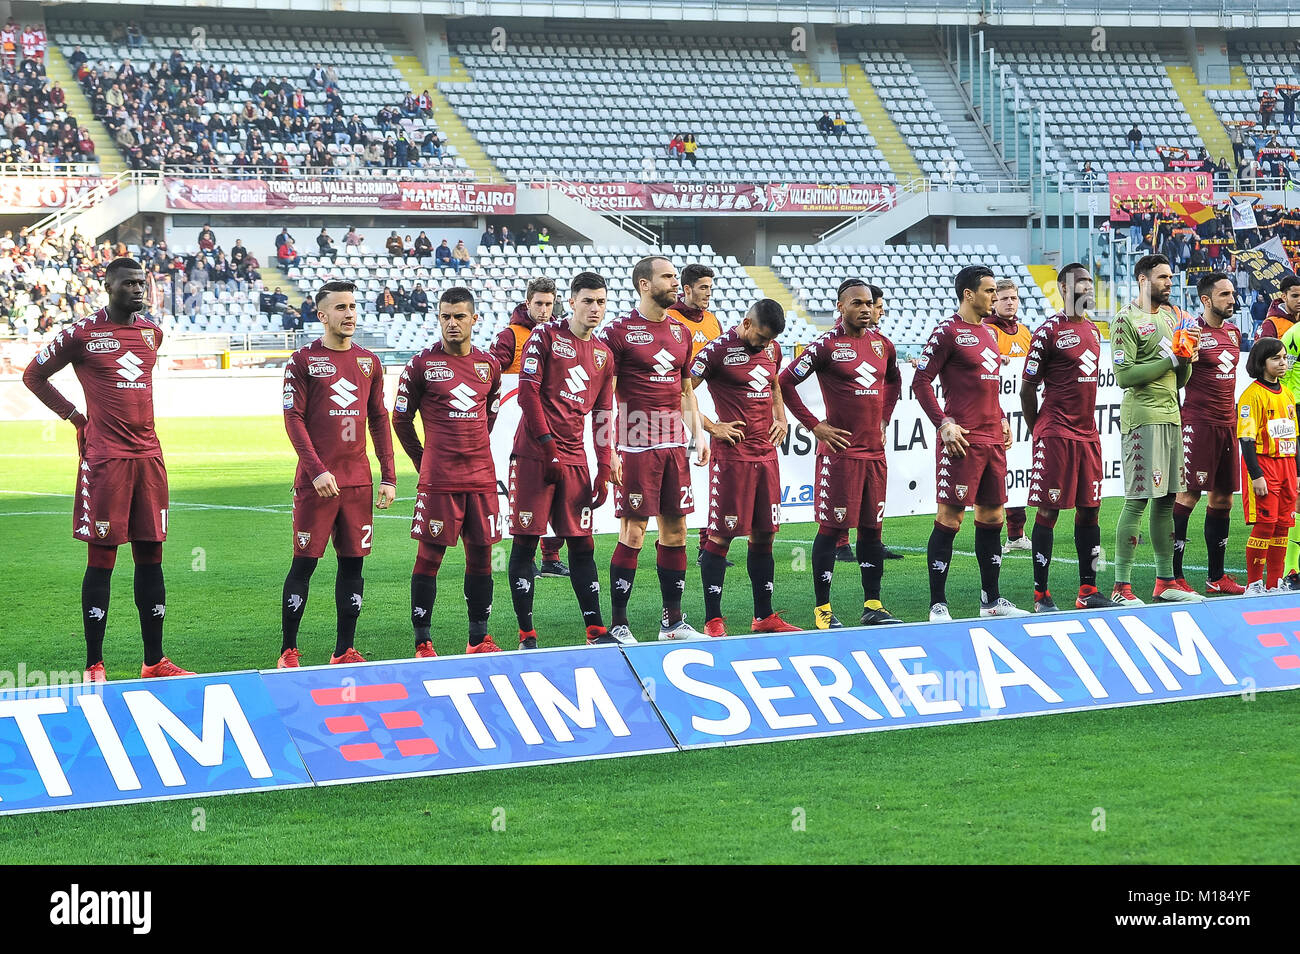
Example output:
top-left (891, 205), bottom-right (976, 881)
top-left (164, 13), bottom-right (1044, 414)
top-left (1182, 422), bottom-right (1240, 495)
top-left (614, 445), bottom-right (695, 518)
top-left (1242, 455), bottom-right (1297, 527)
top-left (508, 455), bottom-right (593, 537)
top-left (936, 442), bottom-right (1007, 508)
top-left (74, 456), bottom-right (168, 545)
top-left (1026, 436), bottom-right (1104, 509)
top-left (292, 484), bottom-right (374, 557)
top-left (815, 453), bottom-right (887, 530)
top-left (707, 454), bottom-right (782, 536)
top-left (411, 489), bottom-right (501, 546)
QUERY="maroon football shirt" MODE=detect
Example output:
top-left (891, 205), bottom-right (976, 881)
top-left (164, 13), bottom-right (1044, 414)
top-left (690, 328), bottom-right (783, 462)
top-left (779, 326), bottom-right (897, 458)
top-left (282, 339), bottom-right (396, 489)
top-left (22, 308), bottom-right (163, 460)
top-left (1181, 317), bottom-right (1241, 426)
top-left (514, 320), bottom-right (614, 465)
top-left (598, 308), bottom-right (693, 450)
top-left (1020, 314), bottom-right (1103, 440)
top-left (913, 315), bottom-right (1004, 444)
top-left (392, 342), bottom-right (501, 492)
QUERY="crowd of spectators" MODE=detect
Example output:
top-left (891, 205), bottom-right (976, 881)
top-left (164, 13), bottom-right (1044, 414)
top-left (1, 227), bottom-right (111, 336)
top-left (476, 223), bottom-right (551, 251)
top-left (67, 28), bottom-right (451, 176)
top-left (1, 21), bottom-right (97, 168)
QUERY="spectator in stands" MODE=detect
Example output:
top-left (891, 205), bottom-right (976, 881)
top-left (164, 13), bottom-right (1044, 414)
top-left (831, 114), bottom-right (846, 139)
top-left (684, 133), bottom-right (698, 162)
top-left (324, 65), bottom-right (339, 90)
top-left (1260, 88), bottom-right (1277, 127)
top-left (1081, 161), bottom-right (1097, 185)
top-left (521, 224), bottom-right (538, 248)
top-left (365, 141), bottom-right (383, 167)
top-left (410, 283), bottom-right (429, 314)
top-left (668, 132), bottom-right (684, 161)
top-left (260, 286), bottom-right (289, 315)
top-left (385, 230), bottom-right (404, 257)
top-left (307, 63), bottom-right (326, 90)
top-left (452, 240), bottom-right (471, 271)
top-left (197, 224), bottom-right (217, 253)
top-left (278, 239), bottom-right (301, 269)
top-left (499, 225), bottom-right (515, 247)
top-left (538, 227), bottom-right (551, 250)
top-left (401, 91), bottom-right (418, 118)
top-left (68, 45), bottom-right (87, 71)
top-left (230, 238), bottom-right (248, 268)
top-left (376, 285), bottom-right (397, 315)
top-left (421, 130), bottom-right (442, 159)
top-left (317, 227), bottom-right (338, 262)
top-left (480, 224), bottom-right (496, 249)
top-left (1283, 87), bottom-right (1300, 129)
top-left (414, 231), bottom-right (433, 261)
top-left (1251, 290), bottom-right (1270, 336)
top-left (344, 226), bottom-right (363, 248)
top-left (435, 239), bottom-right (454, 270)
top-left (375, 105), bottom-right (396, 134)
top-left (1127, 124), bottom-right (1143, 157)
top-left (816, 111), bottom-right (833, 139)
top-left (393, 284), bottom-right (410, 313)
top-left (394, 131), bottom-right (412, 168)
top-left (126, 21), bottom-right (143, 52)
top-left (281, 304), bottom-right (303, 331)
top-left (301, 295), bottom-right (317, 324)
top-left (403, 235), bottom-right (416, 258)
top-left (418, 89), bottom-right (434, 118)
top-left (275, 227), bottom-right (294, 252)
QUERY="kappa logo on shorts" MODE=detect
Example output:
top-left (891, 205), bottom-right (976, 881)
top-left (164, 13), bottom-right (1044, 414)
top-left (357, 356), bottom-right (373, 378)
top-left (955, 484), bottom-right (969, 498)
top-left (833, 507), bottom-right (847, 522)
top-left (296, 531), bottom-right (311, 548)
top-left (519, 511), bottom-right (533, 528)
top-left (1048, 488), bottom-right (1061, 503)
top-left (628, 493), bottom-right (644, 510)
top-left (428, 520), bottom-right (445, 536)
top-left (94, 521), bottom-right (110, 538)
top-left (724, 515), bottom-right (738, 530)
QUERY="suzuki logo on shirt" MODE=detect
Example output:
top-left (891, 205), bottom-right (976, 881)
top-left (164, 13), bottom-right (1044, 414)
top-left (116, 351), bottom-right (144, 382)
top-left (853, 361), bottom-right (877, 391)
top-left (564, 365), bottom-right (590, 395)
top-left (1217, 351), bottom-right (1236, 375)
top-left (450, 383), bottom-right (479, 413)
top-left (1079, 350), bottom-right (1098, 377)
top-left (330, 378), bottom-right (359, 409)
top-left (980, 348), bottom-right (1000, 374)
top-left (651, 348), bottom-right (677, 377)
top-left (748, 365), bottom-right (771, 392)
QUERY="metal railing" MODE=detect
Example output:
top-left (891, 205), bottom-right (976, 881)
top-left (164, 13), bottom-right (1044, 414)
top-left (816, 176), bottom-right (930, 243)
top-left (24, 169), bottom-right (132, 241)
top-left (0, 162), bottom-right (103, 177)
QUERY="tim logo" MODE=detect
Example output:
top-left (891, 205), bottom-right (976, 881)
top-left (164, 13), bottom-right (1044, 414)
top-left (50, 885), bottom-right (151, 934)
top-left (310, 681), bottom-right (439, 762)
top-left (1241, 605), bottom-right (1300, 672)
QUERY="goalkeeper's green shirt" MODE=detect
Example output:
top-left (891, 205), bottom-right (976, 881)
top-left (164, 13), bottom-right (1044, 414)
top-left (1278, 322), bottom-right (1300, 395)
top-left (1110, 303), bottom-right (1190, 432)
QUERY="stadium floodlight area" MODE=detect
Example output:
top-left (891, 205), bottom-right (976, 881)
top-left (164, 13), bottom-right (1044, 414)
top-left (443, 30), bottom-right (896, 184)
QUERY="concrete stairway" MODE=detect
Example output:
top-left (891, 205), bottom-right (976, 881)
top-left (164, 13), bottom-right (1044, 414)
top-left (391, 52), bottom-right (502, 182)
top-left (44, 41), bottom-right (127, 176)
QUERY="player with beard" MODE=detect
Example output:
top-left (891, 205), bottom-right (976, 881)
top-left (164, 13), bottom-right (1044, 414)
top-left (865, 283), bottom-right (905, 562)
top-left (1110, 254), bottom-right (1201, 605)
top-left (1171, 272), bottom-right (1246, 596)
top-left (1019, 264), bottom-right (1111, 612)
top-left (1259, 274), bottom-right (1300, 340)
top-left (987, 278), bottom-right (1034, 553)
top-left (22, 257), bottom-right (191, 680)
top-left (506, 272), bottom-right (616, 648)
top-left (393, 288), bottom-right (504, 655)
top-left (489, 276), bottom-right (569, 579)
top-left (691, 298), bottom-right (800, 636)
top-left (278, 280), bottom-right (396, 667)
top-left (601, 256), bottom-right (708, 642)
top-left (781, 279), bottom-right (904, 628)
top-left (913, 265), bottom-right (1028, 621)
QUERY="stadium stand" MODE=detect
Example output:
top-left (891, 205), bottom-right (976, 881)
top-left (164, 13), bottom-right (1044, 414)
top-left (441, 30), bottom-right (897, 184)
top-left (48, 18), bottom-right (472, 179)
top-left (0, 24), bottom-right (99, 170)
top-left (1206, 42), bottom-right (1300, 183)
top-left (771, 243), bottom-right (1054, 350)
top-left (996, 40), bottom-right (1201, 182)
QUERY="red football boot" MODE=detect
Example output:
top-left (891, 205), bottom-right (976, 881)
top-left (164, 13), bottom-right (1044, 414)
top-left (84, 661), bottom-right (106, 683)
top-left (751, 612), bottom-right (801, 633)
top-left (704, 617), bottom-right (728, 638)
top-left (466, 635), bottom-right (503, 654)
top-left (329, 647), bottom-right (367, 665)
top-left (414, 641), bottom-right (438, 659)
top-left (141, 657), bottom-right (195, 678)
top-left (276, 648), bottom-right (302, 669)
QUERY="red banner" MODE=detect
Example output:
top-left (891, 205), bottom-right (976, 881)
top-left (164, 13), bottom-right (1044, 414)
top-left (164, 178), bottom-right (515, 213)
top-left (1108, 171), bottom-right (1213, 223)
top-left (546, 181), bottom-right (895, 214)
top-left (0, 176), bottom-right (110, 210)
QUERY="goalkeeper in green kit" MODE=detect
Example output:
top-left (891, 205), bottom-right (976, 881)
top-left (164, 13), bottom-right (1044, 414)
top-left (1275, 318), bottom-right (1300, 587)
top-left (1109, 255), bottom-right (1204, 605)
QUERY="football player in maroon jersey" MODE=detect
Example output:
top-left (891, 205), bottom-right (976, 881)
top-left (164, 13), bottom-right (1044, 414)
top-left (600, 256), bottom-right (709, 642)
top-left (1019, 264), bottom-right (1110, 612)
top-left (393, 288), bottom-right (504, 655)
top-left (1171, 272), bottom-right (1247, 596)
top-left (691, 298), bottom-right (800, 637)
top-left (506, 272), bottom-right (616, 648)
top-left (278, 280), bottom-right (397, 667)
top-left (914, 265), bottom-right (1028, 621)
top-left (22, 258), bottom-right (191, 680)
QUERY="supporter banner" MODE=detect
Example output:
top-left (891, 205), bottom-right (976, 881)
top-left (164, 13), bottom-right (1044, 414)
top-left (1234, 236), bottom-right (1298, 296)
top-left (0, 176), bottom-right (109, 210)
top-left (546, 181), bottom-right (895, 214)
top-left (1108, 171), bottom-right (1213, 223)
top-left (164, 178), bottom-right (515, 213)
top-left (263, 648), bottom-right (675, 783)
top-left (0, 673), bottom-right (311, 815)
top-left (621, 595), bottom-right (1300, 749)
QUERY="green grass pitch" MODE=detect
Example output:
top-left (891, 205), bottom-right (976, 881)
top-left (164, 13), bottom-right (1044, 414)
top-left (0, 417), bottom-right (1295, 863)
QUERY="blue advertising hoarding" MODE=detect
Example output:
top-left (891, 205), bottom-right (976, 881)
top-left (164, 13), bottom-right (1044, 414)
top-left (0, 672), bottom-right (311, 815)
top-left (622, 595), bottom-right (1300, 748)
top-left (263, 645), bottom-right (676, 784)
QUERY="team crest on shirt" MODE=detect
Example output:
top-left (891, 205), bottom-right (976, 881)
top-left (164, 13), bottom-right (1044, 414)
top-left (833, 507), bottom-right (847, 522)
top-left (724, 515), bottom-right (738, 530)
top-left (296, 531), bottom-right (311, 548)
top-left (955, 484), bottom-right (969, 498)
top-left (669, 323), bottom-right (683, 343)
top-left (1048, 488), bottom-right (1061, 503)
top-left (357, 357), bottom-right (373, 378)
top-left (628, 493), bottom-right (643, 510)
top-left (1197, 471), bottom-right (1208, 483)
top-left (474, 362), bottom-right (491, 383)
top-left (95, 521), bottom-right (110, 538)
top-left (519, 512), bottom-right (533, 528)
top-left (429, 520), bottom-right (445, 536)
top-left (594, 349), bottom-right (608, 370)
top-left (141, 329), bottom-right (156, 350)
top-left (872, 340), bottom-right (883, 358)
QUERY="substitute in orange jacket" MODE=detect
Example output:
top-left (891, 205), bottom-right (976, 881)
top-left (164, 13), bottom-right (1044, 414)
top-left (488, 275), bottom-right (568, 574)
top-left (1259, 275), bottom-right (1300, 340)
top-left (666, 263), bottom-right (723, 358)
top-left (986, 277), bottom-right (1034, 550)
